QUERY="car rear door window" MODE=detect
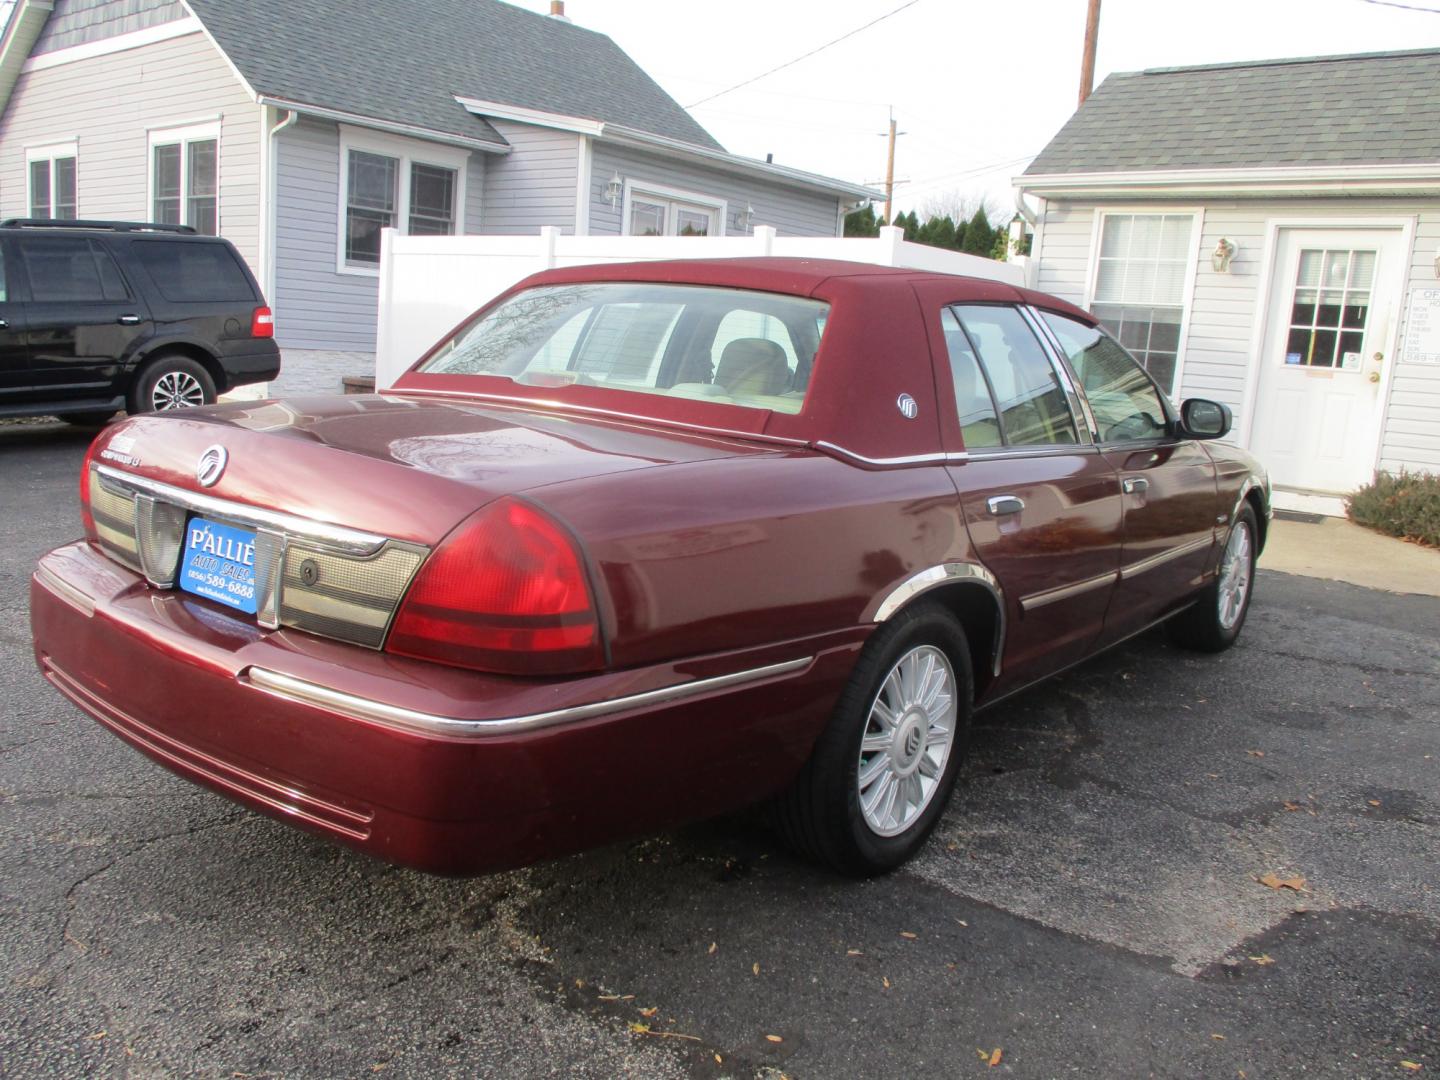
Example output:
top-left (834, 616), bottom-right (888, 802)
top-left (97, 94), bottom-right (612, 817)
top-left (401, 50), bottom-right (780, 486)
top-left (1041, 311), bottom-right (1169, 443)
top-left (131, 240), bottom-right (254, 302)
top-left (951, 304), bottom-right (1079, 446)
top-left (20, 237), bottom-right (130, 302)
top-left (938, 308), bottom-right (1002, 448)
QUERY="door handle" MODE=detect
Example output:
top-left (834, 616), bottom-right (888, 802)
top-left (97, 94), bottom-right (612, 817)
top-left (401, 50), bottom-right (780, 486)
top-left (117, 314), bottom-right (142, 325)
top-left (987, 495), bottom-right (1025, 516)
top-left (0, 318), bottom-right (8, 329)
top-left (1123, 477), bottom-right (1150, 494)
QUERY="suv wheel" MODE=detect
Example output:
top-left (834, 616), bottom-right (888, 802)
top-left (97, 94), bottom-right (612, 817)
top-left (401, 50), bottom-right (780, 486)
top-left (131, 355), bottom-right (216, 413)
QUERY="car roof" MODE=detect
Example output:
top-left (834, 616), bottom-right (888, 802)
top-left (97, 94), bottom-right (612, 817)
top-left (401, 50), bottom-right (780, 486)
top-left (517, 256), bottom-right (1095, 323)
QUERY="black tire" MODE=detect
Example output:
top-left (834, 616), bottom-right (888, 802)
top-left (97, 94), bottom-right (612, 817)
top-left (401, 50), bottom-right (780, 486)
top-left (59, 411), bottom-right (117, 426)
top-left (128, 354), bottom-right (216, 414)
top-left (1165, 505), bottom-right (1258, 653)
top-left (774, 603), bottom-right (973, 876)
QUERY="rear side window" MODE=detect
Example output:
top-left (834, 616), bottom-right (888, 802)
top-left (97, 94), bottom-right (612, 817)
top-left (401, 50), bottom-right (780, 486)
top-left (949, 305), bottom-right (1079, 447)
top-left (131, 240), bottom-right (255, 302)
top-left (938, 308), bottom-right (1002, 448)
top-left (19, 237), bottom-right (129, 302)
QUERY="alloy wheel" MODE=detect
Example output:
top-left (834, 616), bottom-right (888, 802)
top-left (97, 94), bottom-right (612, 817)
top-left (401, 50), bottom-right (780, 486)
top-left (1217, 520), bottom-right (1253, 630)
top-left (151, 370), bottom-right (207, 410)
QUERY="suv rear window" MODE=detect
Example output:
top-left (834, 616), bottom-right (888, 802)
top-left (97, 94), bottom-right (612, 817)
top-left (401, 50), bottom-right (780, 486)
top-left (131, 240), bottom-right (255, 302)
top-left (418, 283), bottom-right (828, 415)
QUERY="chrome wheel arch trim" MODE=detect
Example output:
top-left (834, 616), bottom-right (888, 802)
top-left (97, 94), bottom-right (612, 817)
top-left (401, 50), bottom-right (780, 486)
top-left (241, 656), bottom-right (814, 738)
top-left (870, 561), bottom-right (1005, 677)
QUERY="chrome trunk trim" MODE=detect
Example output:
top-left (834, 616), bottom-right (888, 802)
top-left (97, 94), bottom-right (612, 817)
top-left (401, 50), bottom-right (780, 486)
top-left (241, 656), bottom-right (815, 738)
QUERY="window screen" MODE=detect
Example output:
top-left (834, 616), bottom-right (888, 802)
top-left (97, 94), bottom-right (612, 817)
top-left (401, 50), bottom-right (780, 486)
top-left (951, 304), bottom-right (1078, 446)
top-left (132, 241), bottom-right (254, 302)
top-left (20, 238), bottom-right (129, 303)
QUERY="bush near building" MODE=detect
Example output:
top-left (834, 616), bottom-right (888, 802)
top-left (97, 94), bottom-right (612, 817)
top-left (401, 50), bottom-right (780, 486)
top-left (1347, 470), bottom-right (1440, 548)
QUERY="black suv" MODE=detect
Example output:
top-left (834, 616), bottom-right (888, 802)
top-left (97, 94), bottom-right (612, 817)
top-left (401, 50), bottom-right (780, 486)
top-left (0, 219), bottom-right (280, 424)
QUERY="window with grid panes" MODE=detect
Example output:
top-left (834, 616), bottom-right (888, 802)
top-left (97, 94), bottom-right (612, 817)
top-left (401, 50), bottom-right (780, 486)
top-left (1090, 213), bottom-right (1192, 394)
top-left (1283, 249), bottom-right (1375, 369)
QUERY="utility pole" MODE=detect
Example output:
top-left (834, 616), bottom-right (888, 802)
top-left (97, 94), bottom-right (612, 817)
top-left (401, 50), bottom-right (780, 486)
top-left (1078, 0), bottom-right (1101, 107)
top-left (883, 117), bottom-right (898, 225)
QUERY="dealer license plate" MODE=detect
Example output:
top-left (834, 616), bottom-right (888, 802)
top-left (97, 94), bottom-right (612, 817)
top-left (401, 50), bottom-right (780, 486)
top-left (178, 517), bottom-right (259, 615)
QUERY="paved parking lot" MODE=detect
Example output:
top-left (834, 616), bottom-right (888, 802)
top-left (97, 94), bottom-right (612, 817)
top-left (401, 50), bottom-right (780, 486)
top-left (2, 420), bottom-right (1437, 1079)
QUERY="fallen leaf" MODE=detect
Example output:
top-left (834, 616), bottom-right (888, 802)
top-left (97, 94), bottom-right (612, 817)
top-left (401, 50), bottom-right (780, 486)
top-left (846, 949), bottom-right (863, 956)
top-left (638, 1007), bottom-right (658, 1018)
top-left (1400, 1063), bottom-right (1421, 1072)
top-left (988, 1048), bottom-right (1003, 1067)
top-left (1249, 954), bottom-right (1276, 966)
top-left (1258, 873), bottom-right (1308, 892)
top-left (1206, 773), bottom-right (1221, 779)
top-left (946, 841), bottom-right (959, 852)
top-left (707, 942), bottom-right (717, 955)
top-left (1282, 801), bottom-right (1303, 812)
top-left (714, 1054), bottom-right (723, 1064)
top-left (90, 1031), bottom-right (107, 1040)
top-left (882, 976), bottom-right (891, 989)
top-left (977, 1049), bottom-right (989, 1060)
top-left (900, 931), bottom-right (917, 940)
top-left (956, 919), bottom-right (969, 927)
top-left (765, 1034), bottom-right (784, 1043)
top-left (598, 994), bottom-right (621, 1001)
top-left (1247, 750), bottom-right (1265, 758)
top-left (630, 1022), bottom-right (650, 1034)
top-left (1212, 1033), bottom-right (1226, 1040)
top-left (1368, 799), bottom-right (1382, 807)
top-left (574, 978), bottom-right (585, 989)
top-left (752, 962), bottom-right (761, 976)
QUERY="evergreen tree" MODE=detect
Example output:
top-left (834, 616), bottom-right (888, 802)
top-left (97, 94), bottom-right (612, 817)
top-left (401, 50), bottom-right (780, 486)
top-left (928, 214), bottom-right (957, 250)
top-left (844, 203), bottom-right (880, 237)
top-left (961, 207), bottom-right (994, 257)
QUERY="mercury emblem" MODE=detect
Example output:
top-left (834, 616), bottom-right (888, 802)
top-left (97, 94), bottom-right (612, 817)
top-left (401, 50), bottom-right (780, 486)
top-left (896, 393), bottom-right (919, 420)
top-left (195, 445), bottom-right (228, 487)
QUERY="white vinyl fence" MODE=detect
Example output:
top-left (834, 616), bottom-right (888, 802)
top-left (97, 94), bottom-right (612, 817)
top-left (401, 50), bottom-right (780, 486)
top-left (374, 225), bottom-right (1029, 388)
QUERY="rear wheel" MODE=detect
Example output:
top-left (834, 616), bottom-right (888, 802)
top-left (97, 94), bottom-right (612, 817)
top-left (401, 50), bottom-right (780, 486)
top-left (774, 603), bottom-right (972, 875)
top-left (129, 355), bottom-right (216, 414)
top-left (1166, 505), bottom-right (1257, 652)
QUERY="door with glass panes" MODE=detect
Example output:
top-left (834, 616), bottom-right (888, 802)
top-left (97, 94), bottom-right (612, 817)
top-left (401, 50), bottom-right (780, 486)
top-left (1250, 228), bottom-right (1405, 493)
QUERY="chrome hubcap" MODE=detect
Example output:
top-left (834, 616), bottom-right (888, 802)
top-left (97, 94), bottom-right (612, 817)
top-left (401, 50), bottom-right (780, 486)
top-left (1217, 520), bottom-right (1253, 630)
top-left (151, 370), bottom-right (206, 410)
top-left (857, 644), bottom-right (957, 837)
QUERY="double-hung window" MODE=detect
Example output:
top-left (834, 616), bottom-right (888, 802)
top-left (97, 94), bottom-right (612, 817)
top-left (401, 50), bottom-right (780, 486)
top-left (623, 183), bottom-right (724, 237)
top-left (339, 128), bottom-right (467, 272)
top-left (150, 123), bottom-right (219, 234)
top-left (27, 143), bottom-right (78, 220)
top-left (1089, 212), bottom-right (1196, 394)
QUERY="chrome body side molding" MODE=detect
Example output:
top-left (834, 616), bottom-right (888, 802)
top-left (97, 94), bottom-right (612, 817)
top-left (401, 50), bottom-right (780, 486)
top-left (1118, 536), bottom-right (1214, 581)
top-left (1020, 569), bottom-right (1119, 612)
top-left (242, 656), bottom-right (814, 738)
top-left (870, 561), bottom-right (1006, 677)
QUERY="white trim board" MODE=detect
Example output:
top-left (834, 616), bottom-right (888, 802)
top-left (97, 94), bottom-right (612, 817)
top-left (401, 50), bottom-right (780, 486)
top-left (574, 136), bottom-right (592, 236)
top-left (21, 16), bottom-right (203, 72)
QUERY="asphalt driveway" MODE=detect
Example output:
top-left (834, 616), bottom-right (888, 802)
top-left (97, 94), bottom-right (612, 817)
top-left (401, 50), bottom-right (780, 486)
top-left (2, 420), bottom-right (1437, 1079)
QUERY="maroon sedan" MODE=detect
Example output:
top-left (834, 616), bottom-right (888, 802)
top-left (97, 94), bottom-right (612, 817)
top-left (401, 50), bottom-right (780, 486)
top-left (30, 258), bottom-right (1269, 876)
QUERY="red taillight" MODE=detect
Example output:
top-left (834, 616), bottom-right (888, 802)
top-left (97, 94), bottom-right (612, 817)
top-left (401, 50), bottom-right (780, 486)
top-left (387, 497), bottom-right (604, 675)
top-left (250, 306), bottom-right (275, 338)
top-left (79, 438), bottom-right (98, 541)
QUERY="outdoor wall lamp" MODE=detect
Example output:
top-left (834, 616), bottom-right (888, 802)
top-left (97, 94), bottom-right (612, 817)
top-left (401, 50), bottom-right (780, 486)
top-left (606, 172), bottom-right (623, 208)
top-left (735, 203), bottom-right (754, 231)
top-left (1211, 238), bottom-right (1237, 273)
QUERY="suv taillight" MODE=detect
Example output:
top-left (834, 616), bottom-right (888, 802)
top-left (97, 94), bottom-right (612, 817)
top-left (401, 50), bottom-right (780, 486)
top-left (251, 306), bottom-right (275, 338)
top-left (386, 497), bottom-right (604, 675)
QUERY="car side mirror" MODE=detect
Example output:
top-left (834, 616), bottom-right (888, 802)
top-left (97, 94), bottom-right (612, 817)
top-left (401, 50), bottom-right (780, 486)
top-left (1178, 398), bottom-right (1231, 440)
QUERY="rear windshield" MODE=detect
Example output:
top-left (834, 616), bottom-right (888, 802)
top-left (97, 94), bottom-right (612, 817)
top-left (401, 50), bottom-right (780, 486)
top-left (417, 283), bottom-right (829, 415)
top-left (131, 240), bottom-right (255, 302)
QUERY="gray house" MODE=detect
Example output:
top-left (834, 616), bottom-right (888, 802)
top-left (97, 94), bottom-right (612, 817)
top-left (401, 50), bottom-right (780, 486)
top-left (0, 0), bottom-right (874, 356)
top-left (1015, 49), bottom-right (1440, 514)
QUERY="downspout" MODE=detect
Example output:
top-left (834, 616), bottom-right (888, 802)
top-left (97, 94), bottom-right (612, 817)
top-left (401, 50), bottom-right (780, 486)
top-left (264, 108), bottom-right (300, 307)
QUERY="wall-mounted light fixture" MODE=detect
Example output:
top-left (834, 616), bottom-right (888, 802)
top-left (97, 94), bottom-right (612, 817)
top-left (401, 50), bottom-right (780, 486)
top-left (606, 173), bottom-right (623, 209)
top-left (735, 203), bottom-right (754, 232)
top-left (1211, 238), bottom-right (1237, 273)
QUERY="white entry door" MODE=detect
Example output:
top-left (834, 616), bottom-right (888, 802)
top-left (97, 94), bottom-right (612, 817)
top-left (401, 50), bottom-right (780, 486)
top-left (1250, 227), bottom-right (1405, 494)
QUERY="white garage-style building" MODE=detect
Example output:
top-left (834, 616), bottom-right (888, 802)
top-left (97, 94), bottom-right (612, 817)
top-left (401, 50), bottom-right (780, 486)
top-left (1016, 48), bottom-right (1440, 515)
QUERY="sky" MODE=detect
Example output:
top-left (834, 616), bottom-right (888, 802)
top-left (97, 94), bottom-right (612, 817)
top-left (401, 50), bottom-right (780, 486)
top-left (509, 0), bottom-right (1440, 220)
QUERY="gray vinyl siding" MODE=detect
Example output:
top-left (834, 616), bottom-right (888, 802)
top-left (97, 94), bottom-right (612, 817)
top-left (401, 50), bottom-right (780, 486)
top-left (0, 28), bottom-right (261, 270)
top-left (477, 120), bottom-right (579, 235)
top-left (272, 117), bottom-right (487, 350)
top-left (32, 0), bottom-right (187, 54)
top-left (589, 141), bottom-right (842, 238)
top-left (1033, 196), bottom-right (1440, 476)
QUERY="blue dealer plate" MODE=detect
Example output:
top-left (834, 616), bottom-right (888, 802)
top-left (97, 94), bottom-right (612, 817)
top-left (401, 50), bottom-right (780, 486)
top-left (178, 517), bottom-right (259, 615)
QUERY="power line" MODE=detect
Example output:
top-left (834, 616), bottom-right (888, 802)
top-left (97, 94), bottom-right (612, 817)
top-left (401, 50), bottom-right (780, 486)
top-left (685, 0), bottom-right (923, 109)
top-left (1356, 0), bottom-right (1440, 11)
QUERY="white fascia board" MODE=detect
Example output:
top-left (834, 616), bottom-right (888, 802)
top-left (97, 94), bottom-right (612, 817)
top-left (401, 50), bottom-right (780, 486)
top-left (258, 97), bottom-right (510, 154)
top-left (602, 125), bottom-right (883, 201)
top-left (1, 1), bottom-right (55, 105)
top-left (1016, 163), bottom-right (1440, 199)
top-left (453, 95), bottom-right (604, 137)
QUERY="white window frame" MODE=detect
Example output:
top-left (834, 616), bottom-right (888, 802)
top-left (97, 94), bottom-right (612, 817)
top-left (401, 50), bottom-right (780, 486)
top-left (147, 120), bottom-right (222, 233)
top-left (1082, 206), bottom-right (1203, 398)
top-left (620, 180), bottom-right (727, 238)
top-left (25, 141), bottom-right (79, 219)
top-left (336, 125), bottom-right (470, 277)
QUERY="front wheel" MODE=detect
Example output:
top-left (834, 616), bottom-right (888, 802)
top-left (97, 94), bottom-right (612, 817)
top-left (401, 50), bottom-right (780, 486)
top-left (1166, 505), bottom-right (1258, 652)
top-left (774, 603), bottom-right (972, 876)
top-left (129, 355), bottom-right (216, 414)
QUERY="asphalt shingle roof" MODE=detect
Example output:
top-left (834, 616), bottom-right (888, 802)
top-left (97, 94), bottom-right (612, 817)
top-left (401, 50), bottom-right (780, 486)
top-left (1026, 49), bottom-right (1440, 175)
top-left (185, 0), bottom-right (723, 151)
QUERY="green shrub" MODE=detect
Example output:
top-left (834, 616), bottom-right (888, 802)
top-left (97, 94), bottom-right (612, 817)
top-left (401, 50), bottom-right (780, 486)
top-left (1347, 470), bottom-right (1440, 548)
